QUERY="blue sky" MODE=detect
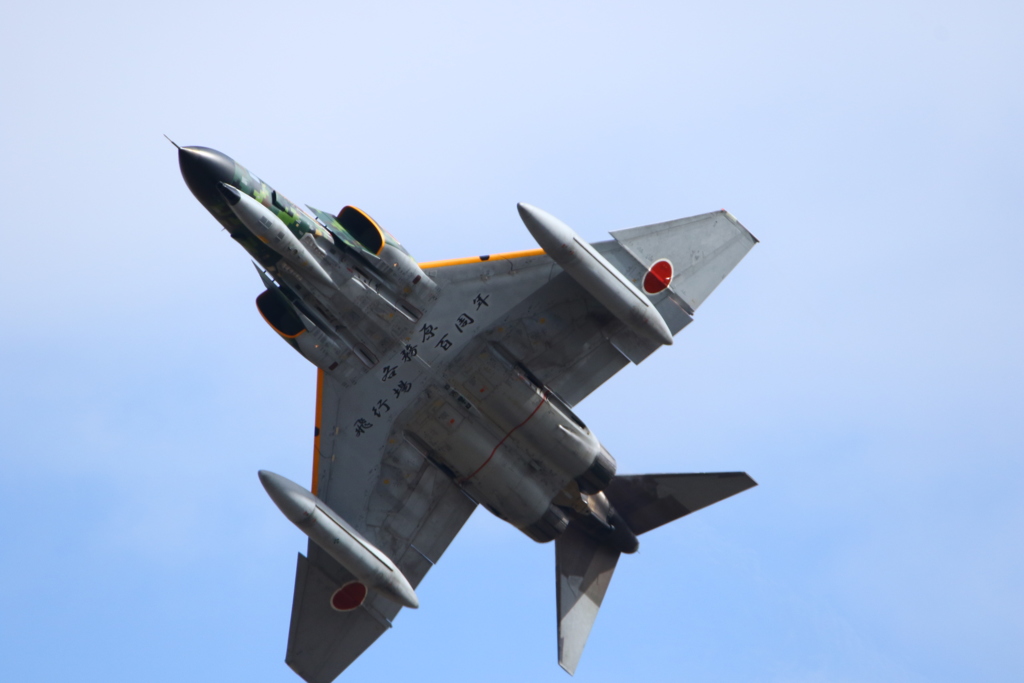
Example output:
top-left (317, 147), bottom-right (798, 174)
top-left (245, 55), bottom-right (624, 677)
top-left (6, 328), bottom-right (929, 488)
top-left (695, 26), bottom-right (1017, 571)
top-left (1, 1), bottom-right (1021, 681)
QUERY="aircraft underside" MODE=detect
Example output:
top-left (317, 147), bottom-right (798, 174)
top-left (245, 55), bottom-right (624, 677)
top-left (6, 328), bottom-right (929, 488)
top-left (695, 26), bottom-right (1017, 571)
top-left (176, 143), bottom-right (758, 681)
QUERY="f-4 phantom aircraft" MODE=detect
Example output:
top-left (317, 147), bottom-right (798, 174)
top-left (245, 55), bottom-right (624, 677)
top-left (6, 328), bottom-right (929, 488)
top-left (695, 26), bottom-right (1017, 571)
top-left (176, 144), bottom-right (758, 682)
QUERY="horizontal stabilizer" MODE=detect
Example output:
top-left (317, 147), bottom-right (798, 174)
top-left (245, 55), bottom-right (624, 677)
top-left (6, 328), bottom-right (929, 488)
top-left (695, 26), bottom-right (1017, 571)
top-left (556, 524), bottom-right (620, 675)
top-left (605, 472), bottom-right (757, 535)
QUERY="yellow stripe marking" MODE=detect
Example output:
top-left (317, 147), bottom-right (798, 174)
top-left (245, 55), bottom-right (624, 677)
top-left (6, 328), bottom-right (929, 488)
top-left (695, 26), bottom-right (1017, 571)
top-left (418, 248), bottom-right (546, 270)
top-left (312, 368), bottom-right (324, 496)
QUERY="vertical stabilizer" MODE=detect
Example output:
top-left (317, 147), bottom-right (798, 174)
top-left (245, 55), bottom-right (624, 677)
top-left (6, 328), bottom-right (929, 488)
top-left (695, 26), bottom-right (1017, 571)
top-left (555, 524), bottom-right (620, 675)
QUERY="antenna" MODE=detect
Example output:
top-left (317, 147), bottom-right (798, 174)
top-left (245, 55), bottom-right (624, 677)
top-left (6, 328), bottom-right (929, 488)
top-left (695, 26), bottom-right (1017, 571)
top-left (163, 134), bottom-right (181, 149)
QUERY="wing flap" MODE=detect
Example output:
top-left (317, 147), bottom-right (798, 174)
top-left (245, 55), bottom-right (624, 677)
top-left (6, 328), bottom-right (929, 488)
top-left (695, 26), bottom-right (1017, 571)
top-left (546, 329), bottom-right (630, 406)
top-left (366, 438), bottom-right (477, 580)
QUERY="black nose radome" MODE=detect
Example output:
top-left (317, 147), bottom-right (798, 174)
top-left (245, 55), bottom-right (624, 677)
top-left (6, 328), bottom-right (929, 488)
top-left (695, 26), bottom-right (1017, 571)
top-left (178, 146), bottom-right (237, 207)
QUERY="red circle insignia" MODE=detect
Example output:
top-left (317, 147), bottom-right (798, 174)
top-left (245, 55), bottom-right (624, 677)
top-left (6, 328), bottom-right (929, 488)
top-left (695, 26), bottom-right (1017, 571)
top-left (643, 259), bottom-right (673, 294)
top-left (330, 581), bottom-right (368, 611)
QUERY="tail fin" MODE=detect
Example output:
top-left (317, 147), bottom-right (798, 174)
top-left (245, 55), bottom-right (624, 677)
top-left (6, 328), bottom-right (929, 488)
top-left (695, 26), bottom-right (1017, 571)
top-left (555, 524), bottom-right (620, 675)
top-left (554, 472), bottom-right (756, 674)
top-left (605, 472), bottom-right (757, 535)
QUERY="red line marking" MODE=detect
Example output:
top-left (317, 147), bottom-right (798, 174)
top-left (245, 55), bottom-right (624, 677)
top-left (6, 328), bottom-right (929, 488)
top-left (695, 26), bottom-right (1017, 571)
top-left (459, 390), bottom-right (548, 483)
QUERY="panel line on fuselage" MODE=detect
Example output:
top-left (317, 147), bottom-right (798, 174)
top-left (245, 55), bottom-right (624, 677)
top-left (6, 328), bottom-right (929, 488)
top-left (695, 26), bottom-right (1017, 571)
top-left (312, 368), bottom-right (324, 496)
top-left (457, 390), bottom-right (549, 484)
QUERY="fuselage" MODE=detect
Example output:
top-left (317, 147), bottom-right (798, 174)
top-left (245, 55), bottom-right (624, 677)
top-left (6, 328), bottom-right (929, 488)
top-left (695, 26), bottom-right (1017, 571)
top-left (179, 146), bottom-right (637, 552)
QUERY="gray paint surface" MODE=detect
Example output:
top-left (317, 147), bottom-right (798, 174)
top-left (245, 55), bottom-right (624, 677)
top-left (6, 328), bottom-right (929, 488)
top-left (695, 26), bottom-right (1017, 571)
top-left (176, 148), bottom-right (757, 682)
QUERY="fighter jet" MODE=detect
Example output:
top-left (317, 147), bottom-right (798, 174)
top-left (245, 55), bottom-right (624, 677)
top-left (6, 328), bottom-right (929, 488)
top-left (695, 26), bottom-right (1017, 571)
top-left (176, 144), bottom-right (758, 682)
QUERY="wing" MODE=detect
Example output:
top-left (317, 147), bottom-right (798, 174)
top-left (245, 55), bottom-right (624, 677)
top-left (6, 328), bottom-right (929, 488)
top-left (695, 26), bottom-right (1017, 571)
top-left (424, 209), bottom-right (757, 407)
top-left (285, 369), bottom-right (478, 683)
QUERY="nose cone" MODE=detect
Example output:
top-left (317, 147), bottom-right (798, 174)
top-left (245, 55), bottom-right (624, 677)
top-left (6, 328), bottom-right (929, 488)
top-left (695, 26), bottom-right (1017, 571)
top-left (259, 470), bottom-right (316, 525)
top-left (179, 146), bottom-right (237, 207)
